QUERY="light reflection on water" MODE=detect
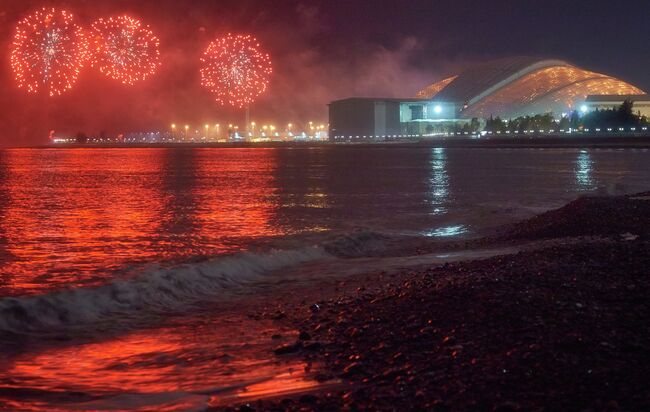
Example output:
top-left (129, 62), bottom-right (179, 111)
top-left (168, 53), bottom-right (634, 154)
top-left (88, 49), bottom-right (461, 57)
top-left (1, 147), bottom-right (649, 296)
top-left (428, 147), bottom-right (449, 215)
top-left (575, 150), bottom-right (597, 191)
top-left (0, 312), bottom-right (330, 411)
top-left (0, 148), bottom-right (283, 295)
top-left (423, 224), bottom-right (468, 238)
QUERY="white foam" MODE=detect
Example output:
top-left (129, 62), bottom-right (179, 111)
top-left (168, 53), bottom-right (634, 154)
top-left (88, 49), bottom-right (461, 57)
top-left (0, 246), bottom-right (330, 334)
top-left (0, 231), bottom-right (395, 335)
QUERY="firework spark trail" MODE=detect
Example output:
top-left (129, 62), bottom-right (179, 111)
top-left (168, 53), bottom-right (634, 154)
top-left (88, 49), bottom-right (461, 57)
top-left (90, 15), bottom-right (161, 85)
top-left (200, 33), bottom-right (273, 108)
top-left (10, 7), bottom-right (89, 97)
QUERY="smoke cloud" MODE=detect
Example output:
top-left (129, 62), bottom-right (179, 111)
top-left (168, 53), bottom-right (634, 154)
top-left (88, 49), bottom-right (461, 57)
top-left (0, 1), bottom-right (444, 146)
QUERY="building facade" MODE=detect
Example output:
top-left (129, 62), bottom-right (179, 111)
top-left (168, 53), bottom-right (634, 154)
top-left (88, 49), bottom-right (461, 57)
top-left (329, 98), bottom-right (471, 140)
top-left (417, 56), bottom-right (644, 120)
top-left (329, 57), bottom-right (646, 141)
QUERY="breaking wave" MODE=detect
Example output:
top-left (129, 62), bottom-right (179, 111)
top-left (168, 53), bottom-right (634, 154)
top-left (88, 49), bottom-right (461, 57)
top-left (0, 232), bottom-right (391, 335)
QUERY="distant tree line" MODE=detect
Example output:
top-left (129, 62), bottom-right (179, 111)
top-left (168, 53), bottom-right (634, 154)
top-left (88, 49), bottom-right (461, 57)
top-left (484, 100), bottom-right (648, 133)
top-left (423, 118), bottom-right (481, 134)
top-left (581, 100), bottom-right (648, 129)
top-left (484, 113), bottom-right (577, 133)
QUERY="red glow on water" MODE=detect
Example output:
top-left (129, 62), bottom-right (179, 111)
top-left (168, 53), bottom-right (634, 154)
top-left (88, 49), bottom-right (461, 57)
top-left (0, 315), bottom-right (328, 411)
top-left (0, 148), bottom-right (283, 296)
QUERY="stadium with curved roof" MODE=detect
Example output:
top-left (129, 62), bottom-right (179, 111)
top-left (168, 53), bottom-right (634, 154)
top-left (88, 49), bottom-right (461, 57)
top-left (329, 56), bottom-right (646, 140)
top-left (416, 56), bottom-right (644, 119)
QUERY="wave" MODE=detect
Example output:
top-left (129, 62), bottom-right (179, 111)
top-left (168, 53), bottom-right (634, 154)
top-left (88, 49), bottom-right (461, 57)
top-left (0, 231), bottom-right (392, 335)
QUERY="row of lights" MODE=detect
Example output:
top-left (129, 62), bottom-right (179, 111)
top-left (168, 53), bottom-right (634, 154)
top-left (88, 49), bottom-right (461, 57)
top-left (334, 134), bottom-right (428, 139)
top-left (169, 122), bottom-right (328, 132)
top-left (487, 126), bottom-right (648, 134)
top-left (335, 126), bottom-right (649, 140)
top-left (171, 123), bottom-right (223, 133)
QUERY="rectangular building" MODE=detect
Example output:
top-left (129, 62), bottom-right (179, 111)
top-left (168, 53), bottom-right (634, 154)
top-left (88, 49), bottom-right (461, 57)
top-left (329, 97), bottom-right (467, 141)
top-left (328, 98), bottom-right (402, 141)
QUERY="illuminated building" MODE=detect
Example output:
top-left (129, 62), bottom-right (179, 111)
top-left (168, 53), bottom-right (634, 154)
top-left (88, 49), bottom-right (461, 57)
top-left (417, 56), bottom-right (644, 119)
top-left (330, 57), bottom-right (645, 140)
top-left (328, 98), bottom-right (469, 140)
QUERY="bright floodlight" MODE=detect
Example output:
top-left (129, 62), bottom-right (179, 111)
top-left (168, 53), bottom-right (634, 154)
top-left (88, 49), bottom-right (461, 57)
top-left (580, 105), bottom-right (588, 113)
top-left (434, 105), bottom-right (443, 114)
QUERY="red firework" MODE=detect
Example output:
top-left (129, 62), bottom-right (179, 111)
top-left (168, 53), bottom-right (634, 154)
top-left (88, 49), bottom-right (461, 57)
top-left (90, 15), bottom-right (161, 85)
top-left (10, 7), bottom-right (89, 97)
top-left (200, 34), bottom-right (273, 108)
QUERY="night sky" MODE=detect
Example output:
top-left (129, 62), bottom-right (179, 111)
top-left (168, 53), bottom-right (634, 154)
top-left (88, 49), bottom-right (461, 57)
top-left (1, 0), bottom-right (649, 146)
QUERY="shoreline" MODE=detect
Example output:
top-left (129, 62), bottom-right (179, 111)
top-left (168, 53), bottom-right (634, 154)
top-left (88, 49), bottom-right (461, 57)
top-left (11, 134), bottom-right (650, 150)
top-left (213, 193), bottom-right (650, 411)
top-left (0, 193), bottom-right (648, 410)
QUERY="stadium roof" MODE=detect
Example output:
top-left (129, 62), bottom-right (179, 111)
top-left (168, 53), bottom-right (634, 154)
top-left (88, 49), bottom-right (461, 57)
top-left (417, 57), bottom-right (645, 119)
top-left (585, 94), bottom-right (650, 102)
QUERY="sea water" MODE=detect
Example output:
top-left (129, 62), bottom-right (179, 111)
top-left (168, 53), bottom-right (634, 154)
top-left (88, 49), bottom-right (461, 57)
top-left (0, 146), bottom-right (648, 410)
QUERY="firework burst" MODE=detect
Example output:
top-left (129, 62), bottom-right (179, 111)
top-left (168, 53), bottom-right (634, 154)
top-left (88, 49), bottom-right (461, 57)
top-left (200, 34), bottom-right (272, 108)
top-left (90, 15), bottom-right (161, 85)
top-left (10, 7), bottom-right (89, 97)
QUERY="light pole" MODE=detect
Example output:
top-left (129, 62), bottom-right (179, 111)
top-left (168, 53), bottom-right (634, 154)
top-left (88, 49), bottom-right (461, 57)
top-left (245, 104), bottom-right (250, 136)
top-left (171, 123), bottom-right (176, 141)
top-left (184, 125), bottom-right (189, 142)
top-left (286, 123), bottom-right (293, 140)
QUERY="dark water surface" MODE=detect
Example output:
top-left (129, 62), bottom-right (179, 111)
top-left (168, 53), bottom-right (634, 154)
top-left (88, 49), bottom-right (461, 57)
top-left (0, 147), bottom-right (648, 410)
top-left (1, 146), bottom-right (648, 296)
